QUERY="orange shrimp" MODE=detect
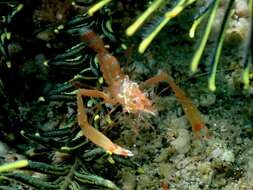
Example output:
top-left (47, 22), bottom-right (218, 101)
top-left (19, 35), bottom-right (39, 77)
top-left (144, 71), bottom-right (208, 138)
top-left (76, 30), bottom-right (155, 156)
top-left (76, 29), bottom-right (207, 156)
top-left (82, 31), bottom-right (155, 114)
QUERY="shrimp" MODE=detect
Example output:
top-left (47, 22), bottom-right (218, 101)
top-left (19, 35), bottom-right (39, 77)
top-left (76, 29), bottom-right (155, 156)
top-left (82, 30), bottom-right (154, 114)
top-left (144, 71), bottom-right (208, 138)
top-left (76, 29), bottom-right (207, 156)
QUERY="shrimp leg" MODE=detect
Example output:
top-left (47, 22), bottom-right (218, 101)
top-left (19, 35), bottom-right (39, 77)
top-left (143, 72), bottom-right (208, 138)
top-left (77, 89), bottom-right (133, 156)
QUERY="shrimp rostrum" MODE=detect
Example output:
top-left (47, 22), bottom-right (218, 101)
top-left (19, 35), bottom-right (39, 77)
top-left (75, 28), bottom-right (208, 157)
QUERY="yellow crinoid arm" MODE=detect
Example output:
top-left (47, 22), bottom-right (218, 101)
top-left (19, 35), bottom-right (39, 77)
top-left (242, 0), bottom-right (252, 89)
top-left (189, 12), bottom-right (207, 38)
top-left (190, 0), bottom-right (221, 72)
top-left (242, 54), bottom-right (252, 90)
top-left (88, 0), bottom-right (112, 16)
top-left (138, 17), bottom-right (169, 54)
top-left (0, 160), bottom-right (28, 173)
top-left (126, 0), bottom-right (164, 36)
top-left (138, 0), bottom-right (196, 53)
